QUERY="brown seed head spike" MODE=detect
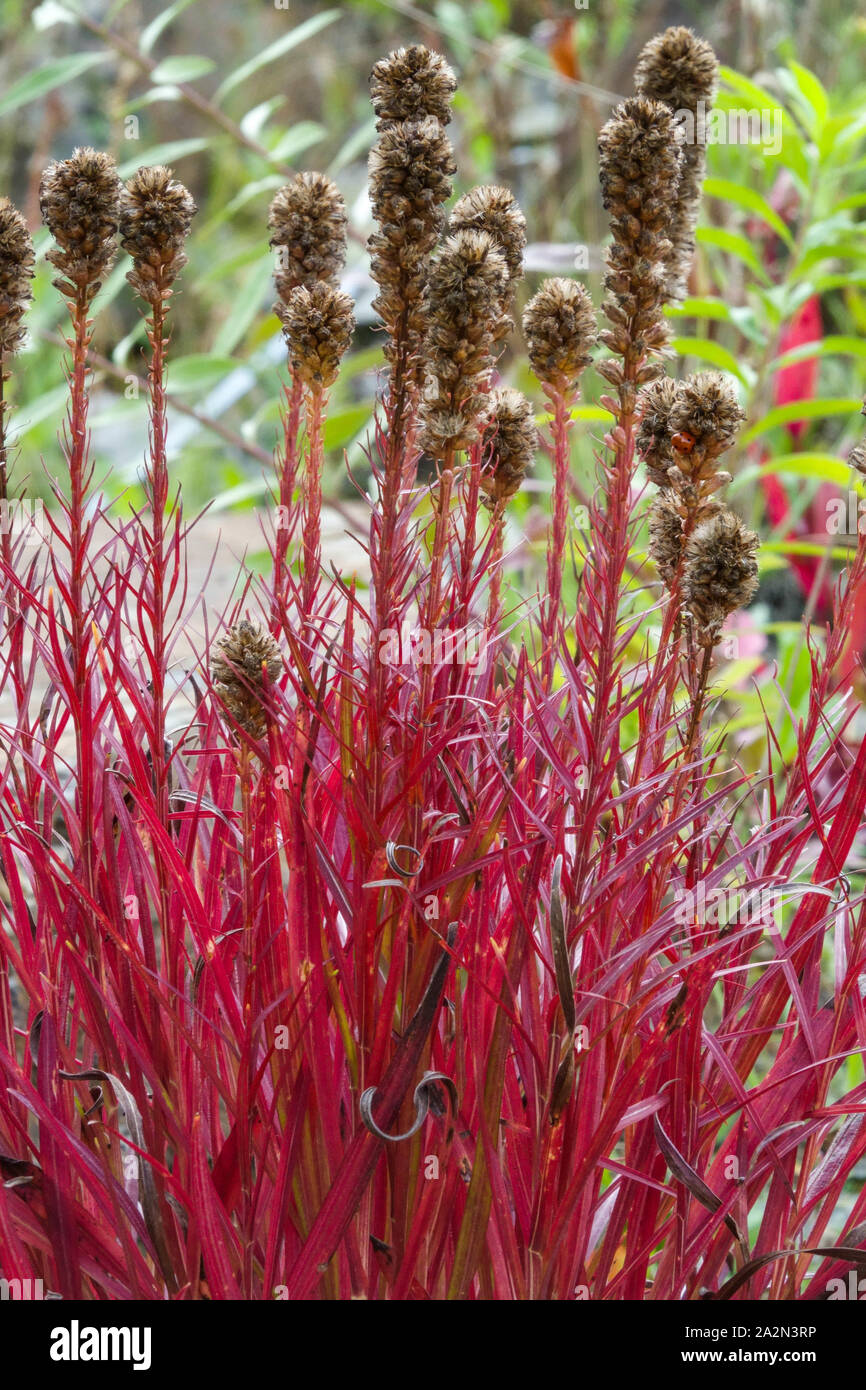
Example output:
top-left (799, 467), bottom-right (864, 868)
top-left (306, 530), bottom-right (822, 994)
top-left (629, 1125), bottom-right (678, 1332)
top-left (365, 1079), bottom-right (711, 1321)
top-left (39, 147), bottom-right (122, 303)
top-left (120, 166), bottom-right (197, 305)
top-left (648, 493), bottom-right (685, 587)
top-left (370, 45), bottom-right (457, 128)
top-left (480, 388), bottom-right (537, 509)
top-left (280, 281), bottom-right (355, 391)
top-left (420, 228), bottom-right (509, 459)
top-left (682, 508), bottom-right (759, 646)
top-left (523, 278), bottom-right (597, 396)
top-left (449, 186), bottom-right (526, 284)
top-left (212, 619), bottom-right (283, 740)
top-left (597, 98), bottom-right (684, 385)
top-left (0, 198), bottom-right (35, 358)
top-left (670, 371), bottom-right (745, 480)
top-left (368, 117), bottom-right (455, 370)
top-left (268, 172), bottom-right (347, 307)
top-left (635, 26), bottom-right (719, 302)
top-left (636, 377), bottom-right (682, 488)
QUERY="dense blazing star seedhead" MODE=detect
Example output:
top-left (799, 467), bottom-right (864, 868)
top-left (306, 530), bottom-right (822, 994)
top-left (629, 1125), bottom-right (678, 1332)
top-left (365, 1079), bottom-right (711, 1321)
top-left (597, 98), bottom-right (683, 385)
top-left (480, 387), bottom-right (537, 508)
top-left (635, 26), bottom-right (719, 301)
top-left (449, 186), bottom-right (526, 285)
top-left (369, 44), bottom-right (457, 128)
top-left (268, 172), bottom-right (348, 307)
top-left (669, 372), bottom-right (745, 473)
top-left (39, 147), bottom-right (121, 301)
top-left (212, 620), bottom-right (283, 739)
top-left (449, 185), bottom-right (526, 342)
top-left (636, 376), bottom-right (682, 487)
top-left (420, 228), bottom-right (508, 458)
top-left (682, 508), bottom-right (760, 644)
top-left (280, 280), bottom-right (355, 391)
top-left (0, 198), bottom-right (34, 358)
top-left (523, 277), bottom-right (597, 396)
top-left (648, 493), bottom-right (685, 586)
top-left (638, 372), bottom-right (744, 493)
top-left (120, 166), bottom-right (197, 304)
top-left (368, 117), bottom-right (455, 367)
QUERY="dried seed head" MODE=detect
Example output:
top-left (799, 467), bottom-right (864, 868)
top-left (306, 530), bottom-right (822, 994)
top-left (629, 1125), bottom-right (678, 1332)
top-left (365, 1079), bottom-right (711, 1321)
top-left (849, 442), bottom-right (866, 477)
top-left (648, 493), bottom-right (684, 587)
top-left (370, 45), bottom-right (457, 128)
top-left (480, 387), bottom-right (536, 508)
top-left (638, 372), bottom-right (744, 492)
top-left (40, 147), bottom-right (121, 302)
top-left (635, 27), bottom-right (718, 302)
top-left (597, 98), bottom-right (683, 377)
top-left (636, 377), bottom-right (681, 487)
top-left (449, 186), bottom-right (526, 283)
top-left (670, 372), bottom-right (745, 477)
top-left (119, 166), bottom-right (196, 305)
top-left (420, 228), bottom-right (509, 458)
top-left (212, 619), bottom-right (282, 739)
top-left (682, 508), bottom-right (759, 646)
top-left (280, 280), bottom-right (355, 390)
top-left (635, 25), bottom-right (718, 113)
top-left (368, 117), bottom-right (455, 372)
top-left (0, 198), bottom-right (35, 357)
top-left (268, 172), bottom-right (347, 308)
top-left (523, 278), bottom-right (597, 395)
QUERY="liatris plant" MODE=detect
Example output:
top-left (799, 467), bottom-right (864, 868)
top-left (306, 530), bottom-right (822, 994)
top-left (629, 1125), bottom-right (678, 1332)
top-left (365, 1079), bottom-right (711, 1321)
top-left (3, 30), bottom-right (866, 1310)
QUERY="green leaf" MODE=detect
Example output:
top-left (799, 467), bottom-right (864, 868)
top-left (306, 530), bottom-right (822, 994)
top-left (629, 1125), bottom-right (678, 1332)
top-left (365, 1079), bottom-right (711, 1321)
top-left (786, 61), bottom-right (829, 137)
top-left (116, 138), bottom-right (210, 178)
top-left (8, 383), bottom-right (70, 439)
top-left (166, 355), bottom-right (243, 393)
top-left (330, 116), bottom-right (379, 175)
top-left (150, 55), bottom-right (216, 84)
top-left (214, 9), bottom-right (341, 101)
top-left (213, 258), bottom-right (273, 355)
top-left (268, 121), bottom-right (326, 165)
top-left (666, 297), bottom-right (732, 322)
top-left (324, 404), bottom-right (373, 451)
top-left (671, 336), bottom-right (752, 385)
top-left (741, 399), bottom-right (862, 444)
top-left (696, 227), bottom-right (771, 283)
top-left (0, 52), bottom-right (107, 117)
top-left (140, 0), bottom-right (201, 54)
top-left (768, 336), bottom-right (866, 372)
top-left (703, 177), bottom-right (794, 248)
top-left (753, 453), bottom-right (851, 485)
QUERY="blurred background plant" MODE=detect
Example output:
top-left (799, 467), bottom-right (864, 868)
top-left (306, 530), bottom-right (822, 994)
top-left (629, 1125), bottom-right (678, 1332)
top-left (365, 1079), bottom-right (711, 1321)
top-left (3, 0), bottom-right (866, 745)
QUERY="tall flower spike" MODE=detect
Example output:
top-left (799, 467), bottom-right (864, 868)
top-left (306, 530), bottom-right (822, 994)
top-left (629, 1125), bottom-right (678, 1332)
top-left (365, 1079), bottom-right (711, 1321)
top-left (119, 166), bottom-right (196, 305)
top-left (420, 228), bottom-right (509, 459)
top-left (39, 147), bottom-right (121, 303)
top-left (212, 619), bottom-right (283, 740)
top-left (370, 45), bottom-right (457, 128)
top-left (449, 186), bottom-right (526, 284)
top-left (0, 198), bottom-right (35, 358)
top-left (597, 98), bottom-right (683, 398)
top-left (268, 172), bottom-right (347, 310)
top-left (480, 387), bottom-right (536, 509)
top-left (280, 281), bottom-right (355, 391)
top-left (523, 278), bottom-right (597, 396)
top-left (635, 26), bottom-right (719, 302)
top-left (368, 116), bottom-right (455, 372)
top-left (449, 186), bottom-right (526, 340)
top-left (682, 508), bottom-right (759, 646)
top-left (648, 493), bottom-right (685, 587)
